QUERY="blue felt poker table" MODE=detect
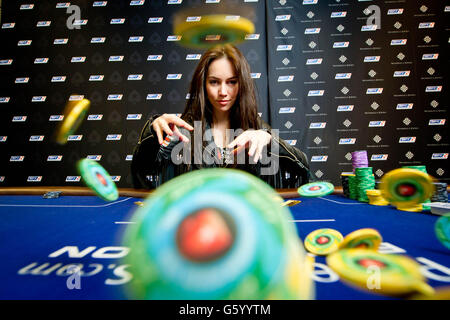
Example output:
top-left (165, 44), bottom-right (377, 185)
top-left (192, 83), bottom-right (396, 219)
top-left (0, 186), bottom-right (448, 300)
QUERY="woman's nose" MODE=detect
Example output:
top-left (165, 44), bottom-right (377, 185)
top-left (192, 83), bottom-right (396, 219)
top-left (219, 83), bottom-right (227, 95)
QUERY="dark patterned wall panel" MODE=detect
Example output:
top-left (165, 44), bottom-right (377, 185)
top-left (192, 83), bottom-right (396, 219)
top-left (266, 0), bottom-right (449, 186)
top-left (0, 0), bottom-right (268, 187)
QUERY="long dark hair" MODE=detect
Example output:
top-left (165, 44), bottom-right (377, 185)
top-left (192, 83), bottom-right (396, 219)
top-left (178, 45), bottom-right (260, 171)
top-left (182, 44), bottom-right (259, 131)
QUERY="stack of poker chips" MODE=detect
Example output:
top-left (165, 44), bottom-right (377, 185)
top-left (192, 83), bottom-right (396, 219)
top-left (348, 174), bottom-right (358, 200)
top-left (340, 172), bottom-right (352, 198)
top-left (355, 167), bottom-right (376, 203)
top-left (341, 173), bottom-right (357, 200)
top-left (351, 150), bottom-right (369, 172)
top-left (431, 182), bottom-right (448, 203)
top-left (402, 165), bottom-right (431, 210)
top-left (366, 189), bottom-right (389, 206)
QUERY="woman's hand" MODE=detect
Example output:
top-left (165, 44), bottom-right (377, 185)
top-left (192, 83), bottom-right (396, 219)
top-left (151, 114), bottom-right (194, 145)
top-left (227, 129), bottom-right (272, 163)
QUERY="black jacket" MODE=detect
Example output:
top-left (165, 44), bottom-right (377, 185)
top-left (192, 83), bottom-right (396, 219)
top-left (131, 115), bottom-right (310, 189)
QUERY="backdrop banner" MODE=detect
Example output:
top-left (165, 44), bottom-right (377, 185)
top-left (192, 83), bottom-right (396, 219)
top-left (0, 0), bottom-right (448, 188)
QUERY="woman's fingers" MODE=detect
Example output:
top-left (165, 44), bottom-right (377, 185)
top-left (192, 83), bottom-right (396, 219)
top-left (159, 121), bottom-right (174, 137)
top-left (228, 132), bottom-right (250, 149)
top-left (255, 142), bottom-right (264, 163)
top-left (172, 125), bottom-right (190, 143)
top-left (167, 114), bottom-right (194, 131)
top-left (152, 114), bottom-right (194, 145)
top-left (153, 122), bottom-right (164, 145)
top-left (228, 130), bottom-right (271, 163)
top-left (248, 139), bottom-right (258, 158)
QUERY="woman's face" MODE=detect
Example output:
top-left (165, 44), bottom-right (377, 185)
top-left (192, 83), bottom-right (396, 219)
top-left (205, 57), bottom-right (239, 116)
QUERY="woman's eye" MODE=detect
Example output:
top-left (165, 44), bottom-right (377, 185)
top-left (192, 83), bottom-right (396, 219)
top-left (209, 80), bottom-right (218, 85)
top-left (228, 80), bottom-right (238, 85)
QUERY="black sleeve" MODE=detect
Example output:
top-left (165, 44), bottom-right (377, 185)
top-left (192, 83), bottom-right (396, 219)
top-left (130, 114), bottom-right (162, 189)
top-left (131, 114), bottom-right (190, 189)
top-left (258, 118), bottom-right (310, 188)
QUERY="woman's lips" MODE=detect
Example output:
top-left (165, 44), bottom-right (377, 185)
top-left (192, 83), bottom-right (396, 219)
top-left (218, 100), bottom-right (230, 106)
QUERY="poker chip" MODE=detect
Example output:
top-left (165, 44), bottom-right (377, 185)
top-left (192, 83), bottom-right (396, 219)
top-left (366, 189), bottom-right (389, 206)
top-left (379, 168), bottom-right (435, 210)
top-left (355, 167), bottom-right (375, 203)
top-left (431, 182), bottom-right (448, 203)
top-left (348, 174), bottom-right (357, 200)
top-left (77, 158), bottom-right (118, 202)
top-left (123, 169), bottom-right (313, 300)
top-left (281, 200), bottom-right (301, 207)
top-left (174, 14), bottom-right (255, 49)
top-left (304, 228), bottom-right (344, 256)
top-left (351, 150), bottom-right (369, 171)
top-left (327, 249), bottom-right (435, 297)
top-left (411, 286), bottom-right (450, 300)
top-left (297, 181), bottom-right (334, 198)
top-left (402, 166), bottom-right (432, 210)
top-left (272, 194), bottom-right (284, 204)
top-left (434, 214), bottom-right (450, 249)
top-left (55, 99), bottom-right (90, 145)
top-left (339, 228), bottom-right (383, 250)
top-left (402, 165), bottom-right (427, 172)
top-left (340, 172), bottom-right (353, 198)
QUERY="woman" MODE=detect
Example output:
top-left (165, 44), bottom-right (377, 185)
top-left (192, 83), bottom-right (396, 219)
top-left (131, 44), bottom-right (309, 189)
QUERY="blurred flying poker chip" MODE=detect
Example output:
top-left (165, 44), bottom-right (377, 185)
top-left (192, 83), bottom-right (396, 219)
top-left (434, 214), bottom-right (450, 249)
top-left (77, 158), bottom-right (118, 202)
top-left (304, 228), bottom-right (344, 256)
top-left (327, 248), bottom-right (435, 297)
top-left (122, 168), bottom-right (314, 299)
top-left (411, 286), bottom-right (450, 300)
top-left (281, 200), bottom-right (302, 207)
top-left (297, 181), bottom-right (334, 198)
top-left (379, 168), bottom-right (435, 207)
top-left (174, 14), bottom-right (255, 49)
top-left (54, 98), bottom-right (90, 145)
top-left (339, 228), bottom-right (383, 250)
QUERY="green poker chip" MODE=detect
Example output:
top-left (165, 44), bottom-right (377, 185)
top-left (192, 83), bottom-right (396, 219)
top-left (173, 14), bottom-right (255, 49)
top-left (380, 168), bottom-right (434, 207)
top-left (327, 249), bottom-right (435, 297)
top-left (435, 214), bottom-right (450, 250)
top-left (77, 158), bottom-right (119, 202)
top-left (304, 228), bottom-right (343, 256)
top-left (122, 168), bottom-right (313, 300)
top-left (298, 182), bottom-right (334, 198)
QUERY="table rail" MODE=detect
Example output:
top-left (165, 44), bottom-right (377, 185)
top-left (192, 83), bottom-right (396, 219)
top-left (0, 186), bottom-right (345, 199)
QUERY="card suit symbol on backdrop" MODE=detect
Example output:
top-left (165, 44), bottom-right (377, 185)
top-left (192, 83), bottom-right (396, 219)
top-left (168, 89), bottom-right (182, 104)
top-left (129, 51), bottom-right (143, 66)
top-left (148, 70), bottom-right (162, 85)
top-left (91, 52), bottom-right (104, 66)
top-left (149, 32), bottom-right (162, 46)
top-left (128, 90), bottom-right (142, 104)
top-left (109, 71), bottom-right (123, 85)
top-left (168, 50), bottom-right (181, 65)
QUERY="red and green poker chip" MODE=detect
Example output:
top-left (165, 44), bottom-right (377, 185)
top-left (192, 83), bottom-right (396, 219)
top-left (298, 182), bottom-right (334, 198)
top-left (339, 228), bottom-right (383, 251)
top-left (379, 168), bottom-right (434, 207)
top-left (77, 158), bottom-right (118, 202)
top-left (174, 14), bottom-right (255, 49)
top-left (435, 214), bottom-right (450, 250)
top-left (304, 228), bottom-right (343, 256)
top-left (327, 249), bottom-right (434, 297)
